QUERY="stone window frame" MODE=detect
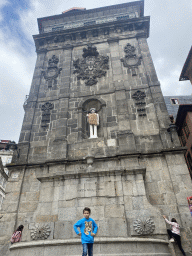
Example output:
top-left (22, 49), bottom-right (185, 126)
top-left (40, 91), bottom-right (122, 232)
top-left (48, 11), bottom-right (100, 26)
top-left (170, 98), bottom-right (179, 105)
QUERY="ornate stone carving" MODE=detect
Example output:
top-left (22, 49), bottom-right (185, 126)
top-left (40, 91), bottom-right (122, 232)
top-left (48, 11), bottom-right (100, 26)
top-left (135, 102), bottom-right (146, 106)
top-left (132, 90), bottom-right (146, 100)
top-left (137, 108), bottom-right (146, 112)
top-left (42, 55), bottom-right (62, 88)
top-left (41, 102), bottom-right (54, 128)
top-left (133, 218), bottom-right (155, 235)
top-left (23, 95), bottom-right (29, 110)
top-left (73, 44), bottom-right (109, 86)
top-left (121, 43), bottom-right (142, 76)
top-left (31, 224), bottom-right (51, 240)
top-left (132, 91), bottom-right (146, 117)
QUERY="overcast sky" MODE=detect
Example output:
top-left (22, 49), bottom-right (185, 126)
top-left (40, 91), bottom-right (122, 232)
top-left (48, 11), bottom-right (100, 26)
top-left (0, 0), bottom-right (192, 142)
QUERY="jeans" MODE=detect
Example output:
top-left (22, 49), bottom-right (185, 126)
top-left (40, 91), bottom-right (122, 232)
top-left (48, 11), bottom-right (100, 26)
top-left (167, 229), bottom-right (186, 256)
top-left (82, 243), bottom-right (93, 256)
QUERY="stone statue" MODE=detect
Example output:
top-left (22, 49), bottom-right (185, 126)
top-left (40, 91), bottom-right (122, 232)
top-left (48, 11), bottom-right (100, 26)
top-left (87, 108), bottom-right (99, 138)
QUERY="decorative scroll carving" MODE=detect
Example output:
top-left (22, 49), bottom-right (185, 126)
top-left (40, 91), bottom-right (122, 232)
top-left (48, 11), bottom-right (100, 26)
top-left (23, 95), bottom-right (29, 110)
top-left (133, 218), bottom-right (155, 235)
top-left (135, 102), bottom-right (146, 106)
top-left (41, 102), bottom-right (54, 128)
top-left (42, 55), bottom-right (62, 88)
top-left (73, 44), bottom-right (109, 86)
top-left (132, 90), bottom-right (146, 117)
top-left (132, 90), bottom-right (146, 100)
top-left (31, 224), bottom-right (51, 240)
top-left (121, 43), bottom-right (142, 76)
top-left (137, 108), bottom-right (146, 112)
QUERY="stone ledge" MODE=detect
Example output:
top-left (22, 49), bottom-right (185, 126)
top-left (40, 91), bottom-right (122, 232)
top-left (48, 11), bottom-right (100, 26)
top-left (7, 147), bottom-right (186, 169)
top-left (36, 166), bottom-right (146, 182)
top-left (10, 237), bottom-right (169, 250)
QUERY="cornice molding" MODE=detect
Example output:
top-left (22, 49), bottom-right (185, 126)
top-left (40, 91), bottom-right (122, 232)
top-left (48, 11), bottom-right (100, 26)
top-left (37, 1), bottom-right (144, 33)
top-left (34, 17), bottom-right (150, 52)
top-left (6, 146), bottom-right (186, 170)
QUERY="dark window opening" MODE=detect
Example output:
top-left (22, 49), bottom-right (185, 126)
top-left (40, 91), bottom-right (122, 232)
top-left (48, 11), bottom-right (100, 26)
top-left (171, 98), bottom-right (179, 105)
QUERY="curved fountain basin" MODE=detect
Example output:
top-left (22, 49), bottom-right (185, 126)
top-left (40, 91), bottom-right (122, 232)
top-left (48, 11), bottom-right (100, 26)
top-left (10, 237), bottom-right (171, 256)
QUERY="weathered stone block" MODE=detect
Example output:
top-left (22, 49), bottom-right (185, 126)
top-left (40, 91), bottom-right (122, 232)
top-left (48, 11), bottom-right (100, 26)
top-left (105, 205), bottom-right (125, 218)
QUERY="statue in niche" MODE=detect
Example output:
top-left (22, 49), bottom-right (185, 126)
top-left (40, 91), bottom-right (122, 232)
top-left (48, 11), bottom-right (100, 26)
top-left (87, 108), bottom-right (99, 138)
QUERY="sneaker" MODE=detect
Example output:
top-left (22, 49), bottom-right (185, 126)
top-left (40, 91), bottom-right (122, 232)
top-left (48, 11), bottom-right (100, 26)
top-left (169, 238), bottom-right (175, 243)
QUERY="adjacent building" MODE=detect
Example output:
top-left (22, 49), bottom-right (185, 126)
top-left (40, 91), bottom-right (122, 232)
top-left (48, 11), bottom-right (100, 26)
top-left (179, 46), bottom-right (192, 84)
top-left (164, 95), bottom-right (192, 120)
top-left (175, 105), bottom-right (192, 178)
top-left (164, 97), bottom-right (192, 179)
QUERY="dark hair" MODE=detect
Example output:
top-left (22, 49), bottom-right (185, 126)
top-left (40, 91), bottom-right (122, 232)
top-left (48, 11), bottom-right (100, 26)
top-left (16, 225), bottom-right (24, 232)
top-left (83, 207), bottom-right (91, 214)
top-left (171, 218), bottom-right (177, 223)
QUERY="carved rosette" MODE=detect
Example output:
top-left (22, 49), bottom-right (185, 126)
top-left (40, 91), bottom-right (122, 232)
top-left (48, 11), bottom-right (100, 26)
top-left (73, 44), bottom-right (109, 86)
top-left (31, 224), bottom-right (51, 240)
top-left (41, 102), bottom-right (54, 128)
top-left (42, 55), bottom-right (62, 88)
top-left (133, 218), bottom-right (155, 235)
top-left (121, 43), bottom-right (142, 76)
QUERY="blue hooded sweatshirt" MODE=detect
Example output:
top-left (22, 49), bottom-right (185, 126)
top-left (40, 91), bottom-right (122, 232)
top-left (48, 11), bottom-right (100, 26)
top-left (74, 217), bottom-right (98, 244)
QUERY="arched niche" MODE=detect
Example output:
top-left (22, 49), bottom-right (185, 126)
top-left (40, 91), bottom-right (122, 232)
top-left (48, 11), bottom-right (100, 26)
top-left (78, 97), bottom-right (106, 139)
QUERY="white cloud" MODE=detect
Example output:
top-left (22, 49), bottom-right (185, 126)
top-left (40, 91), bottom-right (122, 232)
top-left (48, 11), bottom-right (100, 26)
top-left (0, 16), bottom-right (35, 141)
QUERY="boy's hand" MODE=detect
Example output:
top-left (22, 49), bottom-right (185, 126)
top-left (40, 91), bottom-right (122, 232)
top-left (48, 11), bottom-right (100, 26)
top-left (162, 215), bottom-right (166, 219)
top-left (78, 233), bottom-right (81, 236)
top-left (91, 233), bottom-right (95, 236)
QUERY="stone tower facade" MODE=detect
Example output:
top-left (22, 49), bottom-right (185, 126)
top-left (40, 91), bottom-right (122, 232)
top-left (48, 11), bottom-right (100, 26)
top-left (1, 1), bottom-right (192, 255)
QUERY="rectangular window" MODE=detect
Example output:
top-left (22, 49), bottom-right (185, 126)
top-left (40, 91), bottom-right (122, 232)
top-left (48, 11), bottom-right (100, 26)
top-left (52, 26), bottom-right (64, 32)
top-left (116, 15), bottom-right (130, 21)
top-left (170, 98), bottom-right (179, 105)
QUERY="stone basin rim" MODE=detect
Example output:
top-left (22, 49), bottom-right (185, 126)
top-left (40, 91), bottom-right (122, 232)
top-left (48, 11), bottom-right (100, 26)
top-left (10, 237), bottom-right (169, 250)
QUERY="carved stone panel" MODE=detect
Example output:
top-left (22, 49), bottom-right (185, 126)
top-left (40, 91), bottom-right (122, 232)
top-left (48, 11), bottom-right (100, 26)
top-left (41, 102), bottom-right (54, 128)
top-left (132, 90), bottom-right (146, 100)
top-left (73, 44), bottom-right (109, 86)
top-left (42, 55), bottom-right (62, 89)
top-left (121, 43), bottom-right (142, 76)
top-left (31, 224), bottom-right (51, 240)
top-left (132, 90), bottom-right (147, 117)
top-left (133, 218), bottom-right (155, 235)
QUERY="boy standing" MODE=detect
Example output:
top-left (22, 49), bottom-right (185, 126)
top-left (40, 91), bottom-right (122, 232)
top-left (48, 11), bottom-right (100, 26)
top-left (74, 207), bottom-right (98, 256)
